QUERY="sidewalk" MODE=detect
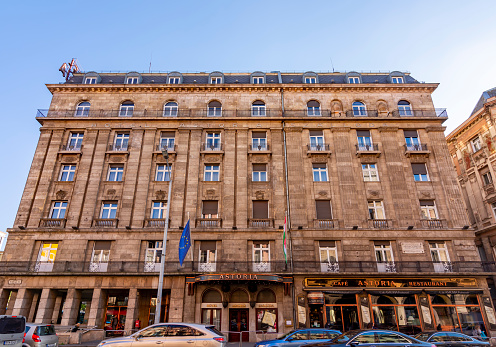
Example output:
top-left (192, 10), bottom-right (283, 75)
top-left (61, 340), bottom-right (256, 347)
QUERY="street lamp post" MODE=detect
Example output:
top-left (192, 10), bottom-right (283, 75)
top-left (154, 148), bottom-right (173, 324)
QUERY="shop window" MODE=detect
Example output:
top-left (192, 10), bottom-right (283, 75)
top-left (430, 294), bottom-right (485, 335)
top-left (36, 242), bottom-right (58, 272)
top-left (105, 293), bottom-right (128, 332)
top-left (202, 290), bottom-right (221, 330)
top-left (371, 294), bottom-right (421, 334)
top-left (324, 294), bottom-right (360, 332)
top-left (199, 241), bottom-right (216, 272)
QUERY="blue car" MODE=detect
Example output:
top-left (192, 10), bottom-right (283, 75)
top-left (255, 329), bottom-right (342, 347)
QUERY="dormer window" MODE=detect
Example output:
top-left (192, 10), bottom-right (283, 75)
top-left (84, 77), bottom-right (97, 84)
top-left (253, 76), bottom-right (264, 84)
top-left (348, 76), bottom-right (360, 84)
top-left (392, 76), bottom-right (404, 84)
top-left (126, 77), bottom-right (139, 84)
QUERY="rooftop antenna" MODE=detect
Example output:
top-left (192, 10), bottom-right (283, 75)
top-left (59, 58), bottom-right (80, 81)
top-left (149, 52), bottom-right (152, 73)
top-left (330, 57), bottom-right (335, 73)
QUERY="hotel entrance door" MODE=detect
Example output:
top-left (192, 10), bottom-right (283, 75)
top-left (229, 309), bottom-right (249, 342)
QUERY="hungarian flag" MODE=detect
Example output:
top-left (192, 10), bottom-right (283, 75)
top-left (283, 214), bottom-right (287, 263)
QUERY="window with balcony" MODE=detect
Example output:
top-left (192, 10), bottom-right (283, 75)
top-left (113, 133), bottom-right (129, 151)
top-left (392, 76), bottom-right (404, 84)
top-left (374, 242), bottom-right (396, 272)
top-left (362, 163), bottom-right (379, 182)
top-left (36, 242), bottom-right (58, 272)
top-left (368, 200), bottom-right (385, 220)
top-left (168, 77), bottom-right (180, 84)
top-left (75, 101), bottom-right (90, 117)
top-left (90, 241), bottom-right (111, 272)
top-left (429, 242), bottom-right (452, 273)
top-left (204, 165), bottom-right (220, 181)
top-left (404, 130), bottom-right (420, 150)
top-left (309, 130), bottom-right (325, 150)
top-left (316, 200), bottom-right (332, 220)
top-left (319, 241), bottom-right (339, 272)
top-left (482, 171), bottom-right (493, 186)
top-left (59, 164), bottom-right (76, 181)
top-left (144, 241), bottom-right (162, 272)
top-left (352, 101), bottom-right (367, 116)
top-left (348, 76), bottom-right (360, 84)
top-left (398, 100), bottom-right (413, 116)
top-left (50, 201), bottom-right (67, 219)
top-left (252, 131), bottom-right (267, 150)
top-left (202, 201), bottom-right (219, 218)
top-left (119, 101), bottom-right (134, 117)
top-left (155, 164), bottom-right (171, 181)
top-left (159, 131), bottom-right (175, 150)
top-left (84, 77), bottom-right (97, 84)
top-left (67, 132), bottom-right (84, 150)
top-left (163, 102), bottom-right (178, 117)
top-left (151, 201), bottom-right (167, 219)
top-left (357, 130), bottom-right (373, 150)
top-left (199, 241), bottom-right (216, 272)
top-left (253, 242), bottom-right (270, 272)
top-left (420, 200), bottom-right (438, 220)
top-left (313, 163), bottom-right (328, 182)
top-left (412, 163), bottom-right (429, 181)
top-left (107, 165), bottom-right (124, 182)
top-left (471, 136), bottom-right (482, 153)
top-left (100, 202), bottom-right (117, 219)
top-left (207, 101), bottom-right (222, 117)
top-left (307, 100), bottom-right (321, 116)
top-left (252, 100), bottom-right (266, 116)
top-left (252, 164), bottom-right (267, 182)
top-left (206, 133), bottom-right (221, 150)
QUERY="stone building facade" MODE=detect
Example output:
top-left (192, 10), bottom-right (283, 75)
top-left (447, 87), bottom-right (496, 309)
top-left (0, 70), bottom-right (494, 340)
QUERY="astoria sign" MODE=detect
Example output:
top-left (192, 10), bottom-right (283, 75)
top-left (195, 274), bottom-right (283, 282)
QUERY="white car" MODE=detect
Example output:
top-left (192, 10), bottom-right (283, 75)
top-left (0, 315), bottom-right (26, 347)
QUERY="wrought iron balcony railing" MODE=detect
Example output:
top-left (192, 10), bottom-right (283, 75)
top-left (356, 144), bottom-right (379, 152)
top-left (391, 109), bottom-right (447, 118)
top-left (60, 144), bottom-right (82, 151)
top-left (201, 143), bottom-right (223, 151)
top-left (107, 144), bottom-right (129, 151)
top-left (283, 110), bottom-right (331, 117)
top-left (404, 144), bottom-right (429, 152)
top-left (249, 144), bottom-right (270, 151)
top-left (346, 110), bottom-right (379, 117)
top-left (307, 144), bottom-right (330, 151)
top-left (155, 144), bottom-right (176, 152)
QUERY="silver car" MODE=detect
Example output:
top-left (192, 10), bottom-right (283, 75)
top-left (97, 323), bottom-right (226, 347)
top-left (24, 324), bottom-right (58, 347)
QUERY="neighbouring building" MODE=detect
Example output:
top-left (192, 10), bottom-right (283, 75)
top-left (447, 87), bottom-right (496, 307)
top-left (0, 70), bottom-right (494, 341)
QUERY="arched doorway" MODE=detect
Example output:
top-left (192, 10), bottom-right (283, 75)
top-left (256, 289), bottom-right (277, 333)
top-left (229, 289), bottom-right (249, 342)
top-left (201, 289), bottom-right (222, 330)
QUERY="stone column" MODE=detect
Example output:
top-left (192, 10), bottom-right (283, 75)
top-left (51, 295), bottom-right (64, 324)
top-left (124, 289), bottom-right (138, 333)
top-left (87, 289), bottom-right (106, 328)
top-left (61, 289), bottom-right (81, 326)
top-left (169, 277), bottom-right (185, 322)
top-left (35, 288), bottom-right (57, 323)
top-left (0, 288), bottom-right (10, 314)
top-left (12, 288), bottom-right (33, 318)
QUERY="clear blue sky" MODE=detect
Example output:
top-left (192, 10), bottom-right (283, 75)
top-left (1, 0), bottom-right (495, 246)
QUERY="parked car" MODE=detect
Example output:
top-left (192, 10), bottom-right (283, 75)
top-left (254, 329), bottom-right (342, 347)
top-left (97, 323), bottom-right (226, 347)
top-left (303, 330), bottom-right (434, 347)
top-left (415, 331), bottom-right (490, 347)
top-left (0, 315), bottom-right (26, 347)
top-left (23, 324), bottom-right (58, 347)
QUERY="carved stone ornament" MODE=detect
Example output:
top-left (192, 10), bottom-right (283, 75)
top-left (361, 157), bottom-right (376, 164)
top-left (318, 191), bottom-right (328, 197)
top-left (206, 189), bottom-right (216, 196)
top-left (368, 190), bottom-right (379, 197)
top-left (420, 191), bottom-right (431, 198)
top-left (377, 101), bottom-right (388, 113)
top-left (56, 190), bottom-right (67, 199)
top-left (409, 156), bottom-right (428, 163)
top-left (156, 190), bottom-right (166, 200)
top-left (106, 189), bottom-right (116, 196)
top-left (64, 156), bottom-right (78, 163)
top-left (251, 155), bottom-right (269, 163)
top-left (331, 100), bottom-right (343, 112)
top-left (204, 155), bottom-right (221, 163)
top-left (468, 173), bottom-right (477, 183)
top-left (311, 155), bottom-right (328, 163)
top-left (255, 191), bottom-right (265, 200)
top-left (110, 156), bottom-right (125, 163)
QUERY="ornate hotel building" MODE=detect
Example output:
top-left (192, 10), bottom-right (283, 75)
top-left (1, 70), bottom-right (495, 341)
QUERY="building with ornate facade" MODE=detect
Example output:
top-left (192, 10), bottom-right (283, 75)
top-left (0, 70), bottom-right (494, 341)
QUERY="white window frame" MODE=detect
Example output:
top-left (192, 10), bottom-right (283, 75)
top-left (253, 242), bottom-right (270, 272)
top-left (207, 103), bottom-right (222, 117)
top-left (126, 77), bottom-right (139, 84)
top-left (307, 104), bottom-right (321, 116)
top-left (405, 134), bottom-right (420, 149)
top-left (107, 165), bottom-right (124, 182)
top-left (348, 76), bottom-right (360, 84)
top-left (429, 242), bottom-right (452, 272)
top-left (151, 201), bottom-right (167, 219)
top-left (163, 102), bottom-right (178, 117)
top-left (59, 164), bottom-right (76, 181)
top-left (309, 133), bottom-right (325, 150)
top-left (155, 164), bottom-right (171, 181)
top-left (374, 243), bottom-right (396, 272)
top-left (114, 133), bottom-right (129, 150)
top-left (200, 246), bottom-right (216, 264)
top-left (146, 241), bottom-right (163, 264)
top-left (204, 165), bottom-right (220, 181)
top-left (75, 102), bottom-right (90, 117)
top-left (398, 101), bottom-right (413, 116)
top-left (68, 132), bottom-right (84, 150)
top-left (211, 77), bottom-right (222, 84)
top-left (413, 163), bottom-right (429, 182)
top-left (320, 245), bottom-right (338, 263)
top-left (119, 102), bottom-right (134, 117)
top-left (482, 172), bottom-right (493, 186)
top-left (168, 77), bottom-right (180, 84)
top-left (305, 77), bottom-right (317, 84)
top-left (357, 135), bottom-right (373, 150)
top-left (252, 136), bottom-right (267, 150)
top-left (160, 135), bottom-right (175, 150)
top-left (252, 164), bottom-right (267, 182)
top-left (312, 165), bottom-right (328, 182)
top-left (368, 200), bottom-right (385, 220)
top-left (50, 201), bottom-right (67, 219)
top-left (420, 201), bottom-right (438, 220)
top-left (362, 163), bottom-right (379, 181)
top-left (252, 103), bottom-right (266, 116)
top-left (392, 76), bottom-right (404, 84)
top-left (206, 133), bottom-right (221, 150)
top-left (352, 101), bottom-right (367, 116)
top-left (91, 248), bottom-right (110, 263)
top-left (471, 136), bottom-right (482, 153)
top-left (84, 77), bottom-right (97, 84)
top-left (100, 202), bottom-right (117, 219)
top-left (253, 76), bottom-right (264, 84)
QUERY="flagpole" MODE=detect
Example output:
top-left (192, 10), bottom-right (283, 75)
top-left (188, 212), bottom-right (194, 262)
top-left (155, 148), bottom-right (172, 324)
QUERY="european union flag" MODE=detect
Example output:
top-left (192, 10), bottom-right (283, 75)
top-left (178, 220), bottom-right (191, 266)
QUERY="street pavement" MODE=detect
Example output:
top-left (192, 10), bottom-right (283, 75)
top-left (62, 341), bottom-right (256, 347)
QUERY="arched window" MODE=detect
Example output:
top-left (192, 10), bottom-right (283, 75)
top-left (252, 100), bottom-right (266, 116)
top-left (257, 289), bottom-right (276, 303)
top-left (208, 101), bottom-right (222, 117)
top-left (307, 100), bottom-right (321, 116)
top-left (398, 100), bottom-right (412, 116)
top-left (75, 101), bottom-right (90, 117)
top-left (230, 290), bottom-right (249, 303)
top-left (119, 101), bottom-right (134, 117)
top-left (352, 101), bottom-right (367, 116)
top-left (202, 289), bottom-right (222, 303)
top-left (163, 101), bottom-right (178, 117)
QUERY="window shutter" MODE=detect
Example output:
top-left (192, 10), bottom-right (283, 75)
top-left (252, 131), bottom-right (266, 138)
top-left (310, 130), bottom-right (323, 136)
top-left (253, 164), bottom-right (266, 172)
top-left (253, 201), bottom-right (269, 219)
top-left (316, 200), bottom-right (332, 219)
top-left (357, 130), bottom-right (371, 137)
top-left (200, 241), bottom-right (216, 251)
top-left (374, 241), bottom-right (390, 246)
top-left (161, 131), bottom-right (175, 138)
top-left (420, 200), bottom-right (435, 206)
top-left (94, 241), bottom-right (111, 250)
top-left (313, 163), bottom-right (326, 169)
top-left (308, 100), bottom-right (320, 107)
top-left (202, 201), bottom-right (218, 215)
top-left (319, 240), bottom-right (335, 247)
top-left (403, 130), bottom-right (418, 137)
top-left (411, 163), bottom-right (427, 175)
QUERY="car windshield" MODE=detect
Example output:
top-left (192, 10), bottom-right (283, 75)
top-left (414, 333), bottom-right (431, 341)
top-left (279, 331), bottom-right (297, 340)
top-left (0, 317), bottom-right (25, 334)
top-left (333, 331), bottom-right (357, 343)
top-left (36, 325), bottom-right (56, 336)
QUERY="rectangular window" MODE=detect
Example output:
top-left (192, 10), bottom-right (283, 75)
top-left (92, 241), bottom-right (111, 263)
top-left (412, 163), bottom-right (429, 181)
top-left (84, 77), bottom-right (96, 84)
top-left (211, 77), bottom-right (222, 84)
top-left (253, 200), bottom-right (269, 219)
top-left (126, 77), bottom-right (138, 84)
top-left (38, 243), bottom-right (58, 263)
top-left (253, 76), bottom-right (264, 84)
top-left (429, 242), bottom-right (452, 272)
top-left (420, 200), bottom-right (438, 220)
top-left (151, 201), bottom-right (167, 219)
top-left (253, 242), bottom-right (270, 264)
top-left (107, 165), bottom-right (124, 181)
top-left (155, 164), bottom-right (171, 181)
top-left (374, 241), bottom-right (395, 272)
top-left (59, 165), bottom-right (76, 181)
top-left (200, 241), bottom-right (216, 264)
top-left (357, 130), bottom-right (372, 150)
top-left (50, 201), bottom-right (67, 219)
top-left (160, 131), bottom-right (175, 150)
top-left (204, 165), bottom-right (220, 181)
top-left (68, 132), bottom-right (84, 150)
top-left (252, 164), bottom-right (267, 182)
top-left (319, 240), bottom-right (338, 272)
top-left (392, 76), bottom-right (404, 84)
top-left (169, 77), bottom-right (180, 84)
top-left (316, 200), bottom-right (332, 219)
top-left (252, 132), bottom-right (267, 150)
top-left (404, 130), bottom-right (421, 150)
top-left (113, 133), bottom-right (129, 150)
top-left (146, 241), bottom-right (163, 264)
top-left (305, 77), bottom-right (316, 84)
top-left (471, 136), bottom-right (482, 153)
top-left (368, 200), bottom-right (385, 219)
top-left (309, 130), bottom-right (325, 150)
top-left (348, 76), bottom-right (360, 84)
top-left (100, 202), bottom-right (117, 219)
top-left (206, 133), bottom-right (221, 150)
top-left (313, 163), bottom-right (328, 182)
top-left (202, 201), bottom-right (218, 218)
top-left (362, 163), bottom-right (379, 181)
top-left (482, 171), bottom-right (493, 186)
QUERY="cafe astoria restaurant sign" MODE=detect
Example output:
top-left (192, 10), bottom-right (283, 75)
top-left (305, 278), bottom-right (478, 288)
